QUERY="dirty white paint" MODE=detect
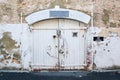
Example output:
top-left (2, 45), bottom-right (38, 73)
top-left (0, 5), bottom-right (120, 70)
top-left (31, 30), bottom-right (58, 69)
top-left (89, 27), bottom-right (120, 69)
top-left (93, 36), bottom-right (120, 69)
top-left (0, 24), bottom-right (120, 70)
top-left (0, 24), bottom-right (30, 69)
top-left (30, 19), bottom-right (86, 70)
top-left (60, 30), bottom-right (85, 69)
top-left (25, 6), bottom-right (91, 25)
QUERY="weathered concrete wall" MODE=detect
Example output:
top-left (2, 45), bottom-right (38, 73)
top-left (0, 25), bottom-right (120, 70)
top-left (93, 0), bottom-right (120, 27)
top-left (0, 0), bottom-right (119, 27)
top-left (0, 0), bottom-right (120, 70)
top-left (87, 27), bottom-right (120, 70)
top-left (0, 24), bottom-right (30, 70)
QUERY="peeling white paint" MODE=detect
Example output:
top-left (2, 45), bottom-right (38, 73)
top-left (92, 28), bottom-right (120, 69)
top-left (89, 27), bottom-right (101, 35)
top-left (0, 24), bottom-right (30, 69)
top-left (0, 23), bottom-right (120, 70)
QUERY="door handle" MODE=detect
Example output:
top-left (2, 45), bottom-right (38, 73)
top-left (57, 29), bottom-right (61, 37)
top-left (53, 35), bottom-right (57, 39)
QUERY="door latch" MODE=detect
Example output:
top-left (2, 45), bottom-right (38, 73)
top-left (57, 29), bottom-right (61, 37)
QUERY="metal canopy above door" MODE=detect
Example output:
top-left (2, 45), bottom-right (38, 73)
top-left (30, 19), bottom-right (86, 70)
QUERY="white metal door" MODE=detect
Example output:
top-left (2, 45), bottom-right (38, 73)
top-left (31, 19), bottom-right (86, 70)
top-left (32, 30), bottom-right (58, 69)
top-left (59, 30), bottom-right (85, 69)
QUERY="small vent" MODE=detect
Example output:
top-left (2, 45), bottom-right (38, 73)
top-left (93, 36), bottom-right (104, 41)
top-left (50, 11), bottom-right (69, 18)
top-left (72, 32), bottom-right (78, 37)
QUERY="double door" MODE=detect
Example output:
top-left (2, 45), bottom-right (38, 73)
top-left (31, 19), bottom-right (86, 70)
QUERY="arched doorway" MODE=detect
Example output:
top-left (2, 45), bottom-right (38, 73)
top-left (25, 7), bottom-right (91, 70)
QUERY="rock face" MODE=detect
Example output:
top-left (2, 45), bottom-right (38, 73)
top-left (0, 0), bottom-right (119, 27)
